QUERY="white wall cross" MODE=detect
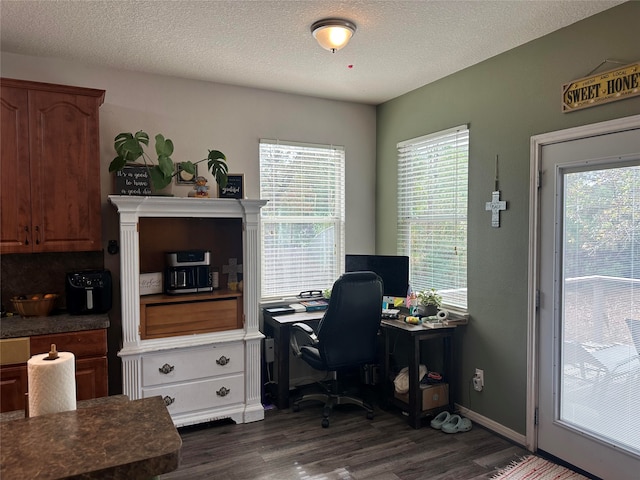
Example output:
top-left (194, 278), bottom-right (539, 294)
top-left (222, 258), bottom-right (243, 283)
top-left (485, 190), bottom-right (507, 228)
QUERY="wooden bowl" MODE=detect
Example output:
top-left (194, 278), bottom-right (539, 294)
top-left (11, 294), bottom-right (59, 317)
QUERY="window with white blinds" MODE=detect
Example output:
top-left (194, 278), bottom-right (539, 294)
top-left (259, 139), bottom-right (345, 299)
top-left (397, 125), bottom-right (469, 310)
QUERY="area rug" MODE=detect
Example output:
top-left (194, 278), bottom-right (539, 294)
top-left (491, 455), bottom-right (589, 480)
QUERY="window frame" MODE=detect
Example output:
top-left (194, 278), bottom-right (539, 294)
top-left (259, 139), bottom-right (345, 300)
top-left (396, 124), bottom-right (469, 311)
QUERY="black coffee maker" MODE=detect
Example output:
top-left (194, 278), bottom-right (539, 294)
top-left (165, 250), bottom-right (213, 294)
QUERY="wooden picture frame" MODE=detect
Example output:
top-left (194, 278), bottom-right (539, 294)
top-left (218, 174), bottom-right (244, 199)
top-left (175, 163), bottom-right (198, 185)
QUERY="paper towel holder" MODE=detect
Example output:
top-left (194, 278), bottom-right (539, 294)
top-left (45, 344), bottom-right (59, 361)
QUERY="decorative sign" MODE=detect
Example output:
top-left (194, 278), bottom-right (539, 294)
top-left (114, 165), bottom-right (152, 196)
top-left (218, 174), bottom-right (244, 199)
top-left (562, 61), bottom-right (640, 113)
top-left (139, 272), bottom-right (163, 295)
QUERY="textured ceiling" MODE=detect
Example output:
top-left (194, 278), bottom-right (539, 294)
top-left (0, 0), bottom-right (625, 105)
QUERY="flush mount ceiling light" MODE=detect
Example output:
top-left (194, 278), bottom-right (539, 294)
top-left (311, 18), bottom-right (356, 53)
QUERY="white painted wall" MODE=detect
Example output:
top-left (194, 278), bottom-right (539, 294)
top-left (1, 52), bottom-right (377, 254)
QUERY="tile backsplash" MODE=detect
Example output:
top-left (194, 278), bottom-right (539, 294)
top-left (1, 251), bottom-right (104, 313)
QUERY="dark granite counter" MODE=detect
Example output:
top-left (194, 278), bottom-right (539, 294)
top-left (0, 394), bottom-right (129, 423)
top-left (0, 395), bottom-right (181, 479)
top-left (0, 313), bottom-right (110, 339)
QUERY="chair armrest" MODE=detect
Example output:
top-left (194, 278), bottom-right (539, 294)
top-left (292, 322), bottom-right (317, 336)
top-left (290, 322), bottom-right (319, 357)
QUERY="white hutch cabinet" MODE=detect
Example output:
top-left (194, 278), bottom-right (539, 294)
top-left (109, 196), bottom-right (266, 427)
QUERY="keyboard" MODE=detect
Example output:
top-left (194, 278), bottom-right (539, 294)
top-left (382, 308), bottom-right (400, 319)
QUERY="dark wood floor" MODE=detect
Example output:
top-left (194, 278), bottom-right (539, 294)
top-left (160, 402), bottom-right (529, 480)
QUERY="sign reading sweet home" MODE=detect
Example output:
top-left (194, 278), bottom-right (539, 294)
top-left (114, 165), bottom-right (153, 195)
top-left (562, 61), bottom-right (640, 113)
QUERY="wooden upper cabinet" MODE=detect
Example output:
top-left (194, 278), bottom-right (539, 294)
top-left (0, 78), bottom-right (105, 254)
top-left (1, 86), bottom-right (31, 253)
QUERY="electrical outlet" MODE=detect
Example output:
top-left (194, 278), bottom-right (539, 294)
top-left (473, 368), bottom-right (484, 392)
top-left (264, 338), bottom-right (275, 363)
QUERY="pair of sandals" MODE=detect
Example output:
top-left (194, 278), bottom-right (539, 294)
top-left (430, 411), bottom-right (472, 433)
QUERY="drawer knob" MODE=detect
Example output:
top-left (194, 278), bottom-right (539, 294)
top-left (216, 355), bottom-right (230, 366)
top-left (216, 386), bottom-right (230, 397)
top-left (159, 363), bottom-right (175, 374)
top-left (163, 395), bottom-right (175, 406)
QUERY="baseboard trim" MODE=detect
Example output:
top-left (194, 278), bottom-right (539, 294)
top-left (455, 403), bottom-right (528, 449)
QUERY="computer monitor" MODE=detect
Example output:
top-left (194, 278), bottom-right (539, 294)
top-left (345, 254), bottom-right (409, 298)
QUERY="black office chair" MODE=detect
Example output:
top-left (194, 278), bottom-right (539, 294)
top-left (290, 271), bottom-right (383, 428)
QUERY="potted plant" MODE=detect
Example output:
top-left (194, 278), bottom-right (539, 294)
top-left (417, 288), bottom-right (442, 316)
top-left (108, 131), bottom-right (229, 191)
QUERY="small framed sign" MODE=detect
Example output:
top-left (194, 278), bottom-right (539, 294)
top-left (218, 174), bottom-right (244, 199)
top-left (175, 163), bottom-right (198, 185)
top-left (113, 165), bottom-right (152, 196)
top-left (139, 272), bottom-right (163, 295)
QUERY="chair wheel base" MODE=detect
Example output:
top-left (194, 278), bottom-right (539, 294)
top-left (321, 418), bottom-right (329, 428)
top-left (366, 411), bottom-right (374, 420)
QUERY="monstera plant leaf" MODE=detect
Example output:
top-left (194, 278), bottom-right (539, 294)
top-left (149, 165), bottom-right (172, 190)
top-left (154, 134), bottom-right (175, 179)
top-left (109, 131), bottom-right (149, 172)
top-left (208, 150), bottom-right (228, 188)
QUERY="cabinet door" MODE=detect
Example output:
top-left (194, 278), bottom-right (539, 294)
top-left (76, 357), bottom-right (108, 400)
top-left (28, 89), bottom-right (102, 252)
top-left (0, 364), bottom-right (28, 413)
top-left (0, 86), bottom-right (32, 254)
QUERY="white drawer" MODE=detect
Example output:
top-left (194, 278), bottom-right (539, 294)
top-left (143, 374), bottom-right (245, 415)
top-left (142, 343), bottom-right (244, 387)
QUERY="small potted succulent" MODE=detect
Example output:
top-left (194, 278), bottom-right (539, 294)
top-left (108, 131), bottom-right (228, 191)
top-left (417, 288), bottom-right (442, 316)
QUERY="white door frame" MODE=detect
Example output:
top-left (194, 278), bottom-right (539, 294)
top-left (526, 113), bottom-right (640, 452)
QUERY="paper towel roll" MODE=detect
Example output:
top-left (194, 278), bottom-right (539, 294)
top-left (27, 351), bottom-right (76, 417)
top-left (436, 309), bottom-right (449, 320)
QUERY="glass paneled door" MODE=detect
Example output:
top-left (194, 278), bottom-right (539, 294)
top-left (537, 121), bottom-right (640, 479)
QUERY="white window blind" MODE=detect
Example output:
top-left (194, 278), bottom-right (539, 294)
top-left (397, 125), bottom-right (469, 309)
top-left (260, 139), bottom-right (345, 299)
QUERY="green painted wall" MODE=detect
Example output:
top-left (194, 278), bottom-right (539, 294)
top-left (376, 1), bottom-right (640, 434)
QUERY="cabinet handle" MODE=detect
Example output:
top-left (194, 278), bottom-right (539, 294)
top-left (34, 225), bottom-right (40, 245)
top-left (216, 386), bottom-right (230, 397)
top-left (216, 355), bottom-right (230, 366)
top-left (24, 226), bottom-right (29, 246)
top-left (159, 363), bottom-right (175, 374)
top-left (163, 395), bottom-right (175, 406)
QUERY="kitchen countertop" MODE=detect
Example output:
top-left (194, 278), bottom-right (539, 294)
top-left (0, 395), bottom-right (182, 479)
top-left (0, 313), bottom-right (110, 339)
top-left (0, 395), bottom-right (130, 423)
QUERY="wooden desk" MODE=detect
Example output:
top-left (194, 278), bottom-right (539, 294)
top-left (0, 395), bottom-right (182, 479)
top-left (381, 319), bottom-right (456, 429)
top-left (262, 309), bottom-right (458, 425)
top-left (262, 310), bottom-right (324, 409)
